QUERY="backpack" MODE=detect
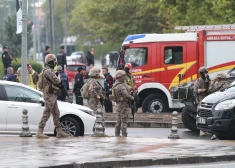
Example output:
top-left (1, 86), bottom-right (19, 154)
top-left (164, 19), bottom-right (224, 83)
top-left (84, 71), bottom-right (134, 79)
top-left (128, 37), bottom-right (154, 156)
top-left (80, 79), bottom-right (91, 99)
top-left (38, 70), bottom-right (45, 91)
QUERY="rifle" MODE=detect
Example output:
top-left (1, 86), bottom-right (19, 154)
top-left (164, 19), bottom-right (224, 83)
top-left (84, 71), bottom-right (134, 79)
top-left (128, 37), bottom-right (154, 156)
top-left (9, 52), bottom-right (17, 62)
top-left (47, 72), bottom-right (72, 104)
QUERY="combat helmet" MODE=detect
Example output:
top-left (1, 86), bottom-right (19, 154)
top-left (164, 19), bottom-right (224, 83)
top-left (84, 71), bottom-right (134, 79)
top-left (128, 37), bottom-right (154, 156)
top-left (115, 70), bottom-right (126, 78)
top-left (88, 67), bottom-right (100, 77)
top-left (216, 73), bottom-right (226, 79)
top-left (198, 66), bottom-right (208, 73)
top-left (45, 54), bottom-right (56, 64)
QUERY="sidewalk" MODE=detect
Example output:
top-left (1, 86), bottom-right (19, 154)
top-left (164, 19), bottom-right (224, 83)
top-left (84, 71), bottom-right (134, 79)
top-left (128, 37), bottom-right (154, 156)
top-left (1, 136), bottom-right (235, 168)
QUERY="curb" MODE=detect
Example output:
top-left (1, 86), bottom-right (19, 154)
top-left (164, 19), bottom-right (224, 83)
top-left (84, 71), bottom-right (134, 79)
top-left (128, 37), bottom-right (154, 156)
top-left (42, 154), bottom-right (235, 168)
top-left (104, 121), bottom-right (185, 128)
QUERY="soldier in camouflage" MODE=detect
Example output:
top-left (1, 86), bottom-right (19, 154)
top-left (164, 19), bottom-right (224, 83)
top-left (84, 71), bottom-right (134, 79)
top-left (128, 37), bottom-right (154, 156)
top-left (209, 73), bottom-right (229, 93)
top-left (36, 54), bottom-right (69, 139)
top-left (124, 63), bottom-right (136, 91)
top-left (87, 67), bottom-right (106, 128)
top-left (194, 66), bottom-right (211, 136)
top-left (112, 70), bottom-right (134, 137)
top-left (209, 72), bottom-right (229, 140)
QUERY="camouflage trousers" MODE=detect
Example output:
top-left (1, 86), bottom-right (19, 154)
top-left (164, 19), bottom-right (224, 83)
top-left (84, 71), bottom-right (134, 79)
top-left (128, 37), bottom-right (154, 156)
top-left (38, 93), bottom-right (61, 129)
top-left (88, 97), bottom-right (104, 127)
top-left (115, 102), bottom-right (130, 136)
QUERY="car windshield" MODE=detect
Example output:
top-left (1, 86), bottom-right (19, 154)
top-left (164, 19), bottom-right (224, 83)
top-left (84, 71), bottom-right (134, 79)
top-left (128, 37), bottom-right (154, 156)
top-left (71, 52), bottom-right (83, 56)
top-left (223, 82), bottom-right (235, 92)
top-left (124, 48), bottom-right (147, 67)
top-left (67, 65), bottom-right (85, 71)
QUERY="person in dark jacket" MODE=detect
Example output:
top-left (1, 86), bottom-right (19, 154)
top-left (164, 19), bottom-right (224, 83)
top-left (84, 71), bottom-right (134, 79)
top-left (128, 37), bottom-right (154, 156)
top-left (2, 67), bottom-right (16, 82)
top-left (73, 66), bottom-right (86, 105)
top-left (43, 46), bottom-right (50, 67)
top-left (56, 46), bottom-right (67, 70)
top-left (102, 67), bottom-right (114, 113)
top-left (57, 65), bottom-right (69, 102)
top-left (86, 47), bottom-right (95, 67)
top-left (1, 46), bottom-right (13, 75)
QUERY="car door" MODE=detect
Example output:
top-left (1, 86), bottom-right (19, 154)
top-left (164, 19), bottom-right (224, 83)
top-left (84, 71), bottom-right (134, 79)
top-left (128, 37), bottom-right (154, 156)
top-left (3, 84), bottom-right (51, 132)
top-left (0, 85), bottom-right (7, 131)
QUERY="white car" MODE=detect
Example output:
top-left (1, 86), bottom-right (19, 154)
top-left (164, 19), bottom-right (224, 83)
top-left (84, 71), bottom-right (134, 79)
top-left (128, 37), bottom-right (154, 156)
top-left (0, 81), bottom-right (96, 136)
top-left (66, 56), bottom-right (73, 64)
top-left (70, 51), bottom-right (85, 61)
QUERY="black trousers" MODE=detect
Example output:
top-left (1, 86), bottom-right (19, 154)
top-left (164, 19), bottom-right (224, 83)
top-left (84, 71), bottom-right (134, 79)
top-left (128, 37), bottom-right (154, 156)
top-left (104, 99), bottom-right (113, 113)
top-left (75, 92), bottom-right (83, 105)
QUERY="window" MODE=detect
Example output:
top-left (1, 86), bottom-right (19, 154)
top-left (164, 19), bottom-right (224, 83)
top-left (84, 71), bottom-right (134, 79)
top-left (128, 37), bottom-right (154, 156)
top-left (124, 48), bottom-right (147, 67)
top-left (4, 85), bottom-right (40, 103)
top-left (164, 46), bottom-right (183, 64)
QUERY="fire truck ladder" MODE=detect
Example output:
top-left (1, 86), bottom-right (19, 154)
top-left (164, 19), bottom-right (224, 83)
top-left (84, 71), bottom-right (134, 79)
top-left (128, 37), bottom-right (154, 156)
top-left (174, 24), bottom-right (235, 32)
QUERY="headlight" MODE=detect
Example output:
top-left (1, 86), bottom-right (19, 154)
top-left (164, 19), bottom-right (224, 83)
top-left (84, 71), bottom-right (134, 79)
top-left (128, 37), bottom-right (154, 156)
top-left (81, 109), bottom-right (95, 116)
top-left (214, 99), bottom-right (235, 111)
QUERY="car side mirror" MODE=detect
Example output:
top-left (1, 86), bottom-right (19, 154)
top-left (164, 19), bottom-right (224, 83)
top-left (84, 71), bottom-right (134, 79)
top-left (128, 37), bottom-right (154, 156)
top-left (39, 97), bottom-right (45, 106)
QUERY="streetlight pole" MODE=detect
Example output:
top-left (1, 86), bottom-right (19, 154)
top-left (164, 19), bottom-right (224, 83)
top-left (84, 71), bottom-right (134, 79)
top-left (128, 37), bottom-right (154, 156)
top-left (48, 0), bottom-right (54, 53)
top-left (64, 0), bottom-right (67, 53)
top-left (21, 0), bottom-right (28, 85)
top-left (33, 0), bottom-right (36, 60)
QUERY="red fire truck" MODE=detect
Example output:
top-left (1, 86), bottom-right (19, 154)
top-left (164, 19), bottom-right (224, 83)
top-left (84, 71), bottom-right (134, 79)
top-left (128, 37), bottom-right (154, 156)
top-left (117, 24), bottom-right (235, 113)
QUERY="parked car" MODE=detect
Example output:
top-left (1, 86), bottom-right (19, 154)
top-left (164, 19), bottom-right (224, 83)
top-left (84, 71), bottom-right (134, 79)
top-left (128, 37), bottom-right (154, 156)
top-left (64, 63), bottom-right (86, 89)
top-left (70, 51), bottom-right (85, 61)
top-left (66, 56), bottom-right (73, 64)
top-left (0, 81), bottom-right (96, 136)
top-left (196, 81), bottom-right (235, 140)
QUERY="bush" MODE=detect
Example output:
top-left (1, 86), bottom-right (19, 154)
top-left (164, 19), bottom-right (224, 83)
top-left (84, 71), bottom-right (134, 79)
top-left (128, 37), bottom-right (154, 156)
top-left (0, 58), bottom-right (42, 79)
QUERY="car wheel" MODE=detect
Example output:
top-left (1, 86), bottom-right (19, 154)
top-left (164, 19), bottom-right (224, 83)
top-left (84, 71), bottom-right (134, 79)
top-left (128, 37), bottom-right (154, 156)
top-left (142, 93), bottom-right (168, 113)
top-left (60, 117), bottom-right (81, 137)
top-left (181, 107), bottom-right (198, 132)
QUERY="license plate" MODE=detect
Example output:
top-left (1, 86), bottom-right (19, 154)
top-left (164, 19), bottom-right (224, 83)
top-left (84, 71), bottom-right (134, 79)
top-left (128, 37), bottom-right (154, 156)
top-left (197, 117), bottom-right (206, 124)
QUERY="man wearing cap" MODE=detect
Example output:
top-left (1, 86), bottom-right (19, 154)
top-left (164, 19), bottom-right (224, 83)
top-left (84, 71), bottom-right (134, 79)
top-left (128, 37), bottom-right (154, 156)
top-left (56, 46), bottom-right (67, 70)
top-left (57, 65), bottom-right (69, 102)
top-left (73, 66), bottom-right (86, 105)
top-left (1, 46), bottom-right (13, 75)
top-left (43, 46), bottom-right (50, 67)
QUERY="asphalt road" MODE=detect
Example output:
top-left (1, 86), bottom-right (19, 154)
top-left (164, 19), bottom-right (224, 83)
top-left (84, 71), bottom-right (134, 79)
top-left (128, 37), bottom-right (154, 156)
top-left (105, 128), bottom-right (211, 140)
top-left (128, 161), bottom-right (235, 168)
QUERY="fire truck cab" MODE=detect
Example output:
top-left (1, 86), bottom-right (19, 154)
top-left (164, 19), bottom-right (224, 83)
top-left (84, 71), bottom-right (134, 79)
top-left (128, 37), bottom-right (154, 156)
top-left (118, 24), bottom-right (235, 113)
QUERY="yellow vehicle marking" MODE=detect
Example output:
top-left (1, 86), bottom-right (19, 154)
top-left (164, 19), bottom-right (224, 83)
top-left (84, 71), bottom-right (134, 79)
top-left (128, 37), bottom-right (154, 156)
top-left (168, 61), bottom-right (197, 89)
top-left (132, 67), bottom-right (165, 75)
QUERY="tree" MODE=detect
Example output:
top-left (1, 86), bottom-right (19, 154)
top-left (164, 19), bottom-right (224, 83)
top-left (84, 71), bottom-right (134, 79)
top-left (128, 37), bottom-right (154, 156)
top-left (1, 14), bottom-right (33, 57)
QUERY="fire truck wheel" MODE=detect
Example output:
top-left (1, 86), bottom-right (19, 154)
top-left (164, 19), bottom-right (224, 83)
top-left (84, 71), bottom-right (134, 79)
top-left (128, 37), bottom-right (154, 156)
top-left (142, 93), bottom-right (168, 113)
top-left (181, 107), bottom-right (198, 132)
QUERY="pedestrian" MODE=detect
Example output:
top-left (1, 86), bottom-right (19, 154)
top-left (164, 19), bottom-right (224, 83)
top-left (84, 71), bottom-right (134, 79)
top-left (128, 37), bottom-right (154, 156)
top-left (86, 47), bottom-right (95, 67)
top-left (1, 67), bottom-right (16, 82)
top-left (87, 67), bottom-right (106, 129)
top-left (208, 73), bottom-right (230, 140)
top-left (43, 46), bottom-right (50, 67)
top-left (102, 67), bottom-right (114, 113)
top-left (1, 46), bottom-right (13, 75)
top-left (84, 64), bottom-right (94, 79)
top-left (36, 54), bottom-right (69, 139)
top-left (57, 65), bottom-right (69, 102)
top-left (56, 46), bottom-right (67, 70)
top-left (73, 66), bottom-right (86, 105)
top-left (100, 54), bottom-right (106, 67)
top-left (16, 63), bottom-right (39, 89)
top-left (194, 66), bottom-right (211, 136)
top-left (124, 63), bottom-right (137, 91)
top-left (112, 70), bottom-right (134, 137)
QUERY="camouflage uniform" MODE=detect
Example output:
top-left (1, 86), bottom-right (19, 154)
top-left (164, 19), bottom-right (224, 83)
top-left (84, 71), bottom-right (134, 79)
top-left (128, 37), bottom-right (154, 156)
top-left (112, 70), bottom-right (134, 137)
top-left (193, 67), bottom-right (210, 105)
top-left (36, 54), bottom-right (69, 139)
top-left (209, 73), bottom-right (229, 93)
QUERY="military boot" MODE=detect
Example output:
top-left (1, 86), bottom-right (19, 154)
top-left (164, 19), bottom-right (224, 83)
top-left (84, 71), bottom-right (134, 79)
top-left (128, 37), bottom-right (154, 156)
top-left (35, 127), bottom-right (49, 139)
top-left (56, 127), bottom-right (70, 138)
top-left (122, 133), bottom-right (127, 137)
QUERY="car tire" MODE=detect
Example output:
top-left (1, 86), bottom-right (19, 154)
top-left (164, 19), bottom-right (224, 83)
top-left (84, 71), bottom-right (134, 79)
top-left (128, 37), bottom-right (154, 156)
top-left (181, 107), bottom-right (198, 132)
top-left (142, 93), bottom-right (168, 113)
top-left (60, 117), bottom-right (81, 137)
